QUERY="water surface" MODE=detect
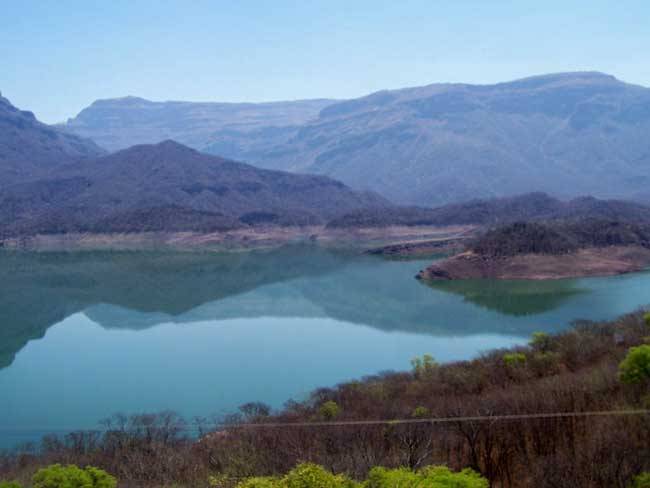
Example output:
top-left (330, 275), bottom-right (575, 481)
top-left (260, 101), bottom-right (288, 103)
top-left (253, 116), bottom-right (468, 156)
top-left (1, 247), bottom-right (649, 448)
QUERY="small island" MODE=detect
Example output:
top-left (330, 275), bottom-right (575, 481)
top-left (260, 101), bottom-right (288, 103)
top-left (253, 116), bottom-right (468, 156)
top-left (417, 220), bottom-right (650, 281)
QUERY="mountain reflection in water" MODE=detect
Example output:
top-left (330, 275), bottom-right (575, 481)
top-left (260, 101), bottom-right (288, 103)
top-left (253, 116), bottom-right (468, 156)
top-left (2, 246), bottom-right (650, 371)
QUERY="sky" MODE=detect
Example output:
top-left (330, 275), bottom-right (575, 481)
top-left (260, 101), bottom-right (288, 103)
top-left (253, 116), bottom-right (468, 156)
top-left (2, 0), bottom-right (650, 123)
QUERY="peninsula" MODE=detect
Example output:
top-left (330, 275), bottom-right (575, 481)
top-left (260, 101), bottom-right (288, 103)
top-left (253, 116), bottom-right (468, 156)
top-left (417, 220), bottom-right (650, 280)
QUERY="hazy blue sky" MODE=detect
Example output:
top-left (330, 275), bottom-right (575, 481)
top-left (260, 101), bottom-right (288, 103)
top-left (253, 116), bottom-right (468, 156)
top-left (2, 0), bottom-right (649, 123)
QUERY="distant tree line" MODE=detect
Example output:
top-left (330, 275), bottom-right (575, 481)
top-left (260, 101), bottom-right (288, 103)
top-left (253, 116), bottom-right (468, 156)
top-left (469, 219), bottom-right (650, 257)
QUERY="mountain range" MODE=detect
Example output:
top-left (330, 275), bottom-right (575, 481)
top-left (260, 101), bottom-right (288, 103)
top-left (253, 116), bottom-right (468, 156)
top-left (62, 96), bottom-right (335, 153)
top-left (62, 72), bottom-right (650, 206)
top-left (5, 76), bottom-right (650, 239)
top-left (0, 141), bottom-right (388, 237)
top-left (0, 94), bottom-right (389, 237)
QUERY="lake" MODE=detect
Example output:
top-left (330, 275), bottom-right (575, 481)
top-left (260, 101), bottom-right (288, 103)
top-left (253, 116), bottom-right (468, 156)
top-left (1, 246), bottom-right (649, 449)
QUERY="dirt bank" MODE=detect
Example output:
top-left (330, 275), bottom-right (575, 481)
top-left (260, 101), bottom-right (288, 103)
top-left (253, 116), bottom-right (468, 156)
top-left (0, 225), bottom-right (476, 252)
top-left (417, 245), bottom-right (650, 281)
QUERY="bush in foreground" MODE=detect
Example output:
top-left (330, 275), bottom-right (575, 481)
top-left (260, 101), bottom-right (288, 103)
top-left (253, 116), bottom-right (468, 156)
top-left (0, 464), bottom-right (116, 488)
top-left (619, 345), bottom-right (650, 384)
top-left (0, 482), bottom-right (23, 488)
top-left (208, 463), bottom-right (487, 487)
top-left (631, 472), bottom-right (650, 487)
top-left (366, 465), bottom-right (488, 487)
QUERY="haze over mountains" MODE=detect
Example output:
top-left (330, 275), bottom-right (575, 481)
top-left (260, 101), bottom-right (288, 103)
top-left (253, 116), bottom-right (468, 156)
top-left (5, 72), bottom-right (650, 239)
top-left (63, 96), bottom-right (335, 153)
top-left (0, 94), bottom-right (389, 236)
top-left (63, 72), bottom-right (650, 206)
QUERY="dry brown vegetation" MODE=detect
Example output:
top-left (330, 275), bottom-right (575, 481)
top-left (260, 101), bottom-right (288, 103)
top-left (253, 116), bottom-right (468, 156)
top-left (2, 311), bottom-right (650, 487)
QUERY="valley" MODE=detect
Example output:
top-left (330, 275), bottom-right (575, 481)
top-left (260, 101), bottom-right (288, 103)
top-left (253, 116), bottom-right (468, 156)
top-left (3, 23), bottom-right (650, 485)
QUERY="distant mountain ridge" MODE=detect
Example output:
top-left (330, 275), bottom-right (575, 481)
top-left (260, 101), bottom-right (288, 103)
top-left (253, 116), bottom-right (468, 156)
top-left (327, 192), bottom-right (650, 228)
top-left (63, 72), bottom-right (650, 205)
top-left (6, 91), bottom-right (650, 240)
top-left (62, 96), bottom-right (336, 152)
top-left (0, 93), bottom-right (104, 187)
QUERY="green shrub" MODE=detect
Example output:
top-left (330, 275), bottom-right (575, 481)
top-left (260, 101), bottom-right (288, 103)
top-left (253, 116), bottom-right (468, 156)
top-left (643, 312), bottom-right (650, 327)
top-left (530, 332), bottom-right (553, 353)
top-left (366, 465), bottom-right (488, 487)
top-left (282, 463), bottom-right (357, 488)
top-left (0, 481), bottom-right (23, 488)
top-left (419, 465), bottom-right (489, 487)
top-left (228, 464), bottom-right (487, 488)
top-left (411, 406), bottom-right (429, 418)
top-left (318, 401), bottom-right (341, 421)
top-left (32, 464), bottom-right (116, 488)
top-left (366, 466), bottom-right (419, 487)
top-left (235, 477), bottom-right (279, 488)
top-left (620, 345), bottom-right (650, 384)
top-left (502, 353), bottom-right (526, 367)
top-left (233, 464), bottom-right (357, 488)
top-left (630, 472), bottom-right (650, 487)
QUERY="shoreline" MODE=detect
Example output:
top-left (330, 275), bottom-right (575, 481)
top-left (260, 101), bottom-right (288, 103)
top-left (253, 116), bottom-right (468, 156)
top-left (0, 224), bottom-right (476, 252)
top-left (417, 245), bottom-right (650, 281)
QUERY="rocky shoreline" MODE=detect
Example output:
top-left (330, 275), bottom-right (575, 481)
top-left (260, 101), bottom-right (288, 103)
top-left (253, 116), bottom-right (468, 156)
top-left (417, 245), bottom-right (650, 281)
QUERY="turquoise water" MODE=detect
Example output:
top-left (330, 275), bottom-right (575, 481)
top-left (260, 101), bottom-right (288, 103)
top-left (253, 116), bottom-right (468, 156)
top-left (1, 246), bottom-right (649, 448)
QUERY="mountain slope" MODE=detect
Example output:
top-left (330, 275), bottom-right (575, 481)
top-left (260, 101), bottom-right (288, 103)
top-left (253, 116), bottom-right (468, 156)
top-left (63, 72), bottom-right (650, 206)
top-left (0, 140), bottom-right (389, 236)
top-left (203, 72), bottom-right (650, 205)
top-left (62, 96), bottom-right (336, 152)
top-left (0, 93), bottom-right (105, 187)
top-left (327, 192), bottom-right (650, 228)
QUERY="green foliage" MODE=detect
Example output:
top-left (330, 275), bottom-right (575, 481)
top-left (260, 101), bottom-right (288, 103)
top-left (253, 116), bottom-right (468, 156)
top-left (32, 464), bottom-right (116, 488)
top-left (411, 406), bottom-right (429, 418)
top-left (0, 481), bottom-right (23, 488)
top-left (411, 354), bottom-right (438, 379)
top-left (620, 345), bottom-right (650, 384)
top-left (366, 465), bottom-right (488, 487)
top-left (502, 353), bottom-right (526, 367)
top-left (235, 477), bottom-right (279, 488)
top-left (232, 464), bottom-right (358, 488)
top-left (282, 463), bottom-right (357, 488)
top-left (530, 332), bottom-right (553, 353)
top-left (419, 466), bottom-right (488, 487)
top-left (366, 467), bottom-right (418, 487)
top-left (318, 401), bottom-right (341, 421)
top-left (630, 472), bottom-right (650, 488)
top-left (227, 464), bottom-right (487, 488)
